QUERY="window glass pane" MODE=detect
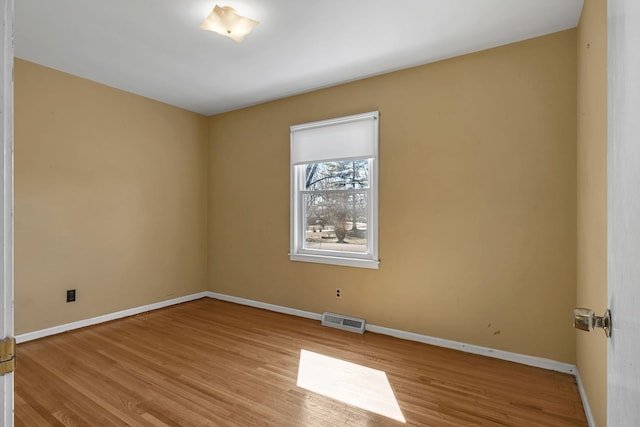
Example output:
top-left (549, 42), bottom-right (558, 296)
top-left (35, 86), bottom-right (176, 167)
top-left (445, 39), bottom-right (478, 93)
top-left (304, 191), bottom-right (368, 253)
top-left (305, 160), bottom-right (369, 191)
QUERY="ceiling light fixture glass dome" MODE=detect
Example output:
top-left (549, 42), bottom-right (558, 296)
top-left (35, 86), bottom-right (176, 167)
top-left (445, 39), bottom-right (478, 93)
top-left (200, 5), bottom-right (259, 42)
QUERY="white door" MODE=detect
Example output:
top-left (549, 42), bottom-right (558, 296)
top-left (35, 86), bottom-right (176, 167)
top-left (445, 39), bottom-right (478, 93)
top-left (608, 1), bottom-right (640, 426)
top-left (0, 0), bottom-right (13, 425)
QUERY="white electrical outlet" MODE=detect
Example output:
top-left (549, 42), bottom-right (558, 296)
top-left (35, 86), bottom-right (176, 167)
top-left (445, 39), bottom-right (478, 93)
top-left (336, 288), bottom-right (342, 299)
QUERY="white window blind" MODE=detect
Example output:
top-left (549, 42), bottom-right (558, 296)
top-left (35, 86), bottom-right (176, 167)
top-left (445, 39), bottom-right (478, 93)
top-left (290, 111), bottom-right (378, 165)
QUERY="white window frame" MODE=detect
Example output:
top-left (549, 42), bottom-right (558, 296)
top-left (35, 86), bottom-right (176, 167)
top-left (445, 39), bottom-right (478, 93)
top-left (290, 111), bottom-right (379, 269)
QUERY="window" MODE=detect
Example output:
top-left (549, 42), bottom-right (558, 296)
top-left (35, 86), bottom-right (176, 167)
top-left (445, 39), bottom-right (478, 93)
top-left (290, 111), bottom-right (379, 269)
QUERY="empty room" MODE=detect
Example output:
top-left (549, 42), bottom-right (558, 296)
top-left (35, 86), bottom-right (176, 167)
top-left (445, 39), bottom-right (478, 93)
top-left (2, 0), bottom-right (638, 426)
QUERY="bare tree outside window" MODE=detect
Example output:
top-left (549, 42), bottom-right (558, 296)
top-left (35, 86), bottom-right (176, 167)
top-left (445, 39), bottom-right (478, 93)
top-left (303, 159), bottom-right (369, 252)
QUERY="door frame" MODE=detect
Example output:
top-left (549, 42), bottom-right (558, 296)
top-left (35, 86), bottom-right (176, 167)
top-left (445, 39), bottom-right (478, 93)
top-left (0, 0), bottom-right (14, 425)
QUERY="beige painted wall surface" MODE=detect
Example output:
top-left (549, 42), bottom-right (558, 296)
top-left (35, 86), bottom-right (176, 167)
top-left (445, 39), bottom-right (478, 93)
top-left (209, 31), bottom-right (578, 363)
top-left (15, 59), bottom-right (209, 334)
top-left (576, 0), bottom-right (608, 425)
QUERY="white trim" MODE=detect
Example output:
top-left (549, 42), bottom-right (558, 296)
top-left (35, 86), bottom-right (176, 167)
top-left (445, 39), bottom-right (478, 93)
top-left (289, 253), bottom-right (380, 269)
top-left (365, 323), bottom-right (576, 374)
top-left (0, 0), bottom-right (13, 425)
top-left (16, 291), bottom-right (582, 397)
top-left (575, 368), bottom-right (597, 427)
top-left (206, 292), bottom-right (576, 374)
top-left (206, 291), bottom-right (321, 321)
top-left (15, 292), bottom-right (209, 343)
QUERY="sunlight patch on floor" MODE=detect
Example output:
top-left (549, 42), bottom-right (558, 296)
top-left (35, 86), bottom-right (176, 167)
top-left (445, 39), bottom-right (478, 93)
top-left (296, 349), bottom-right (406, 423)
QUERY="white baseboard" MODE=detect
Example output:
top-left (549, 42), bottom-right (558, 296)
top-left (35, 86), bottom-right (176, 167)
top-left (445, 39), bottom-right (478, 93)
top-left (575, 368), bottom-right (597, 427)
top-left (17, 289), bottom-right (578, 376)
top-left (205, 291), bottom-right (576, 375)
top-left (206, 291), bottom-right (322, 321)
top-left (15, 291), bottom-right (210, 343)
top-left (365, 323), bottom-right (576, 374)
top-left (18, 290), bottom-right (588, 418)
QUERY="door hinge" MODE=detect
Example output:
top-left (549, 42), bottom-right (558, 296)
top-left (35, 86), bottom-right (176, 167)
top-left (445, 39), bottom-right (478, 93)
top-left (0, 337), bottom-right (16, 375)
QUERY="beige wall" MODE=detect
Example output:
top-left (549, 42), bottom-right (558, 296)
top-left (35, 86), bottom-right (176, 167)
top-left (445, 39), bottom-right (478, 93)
top-left (576, 0), bottom-right (608, 425)
top-left (208, 31), bottom-right (578, 363)
top-left (15, 59), bottom-right (209, 334)
top-left (15, 28), bottom-right (581, 366)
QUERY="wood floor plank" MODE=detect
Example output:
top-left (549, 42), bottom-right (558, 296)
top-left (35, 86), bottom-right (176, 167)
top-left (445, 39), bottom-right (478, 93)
top-left (15, 298), bottom-right (587, 426)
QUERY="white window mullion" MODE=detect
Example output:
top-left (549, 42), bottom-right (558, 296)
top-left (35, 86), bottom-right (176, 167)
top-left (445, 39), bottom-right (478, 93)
top-left (370, 157), bottom-right (379, 261)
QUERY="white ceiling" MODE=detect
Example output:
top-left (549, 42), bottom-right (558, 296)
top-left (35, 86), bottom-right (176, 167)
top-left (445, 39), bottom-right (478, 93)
top-left (15, 1), bottom-right (584, 116)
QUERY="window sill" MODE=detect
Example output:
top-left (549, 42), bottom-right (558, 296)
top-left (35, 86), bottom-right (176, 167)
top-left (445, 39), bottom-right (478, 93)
top-left (289, 253), bottom-right (380, 269)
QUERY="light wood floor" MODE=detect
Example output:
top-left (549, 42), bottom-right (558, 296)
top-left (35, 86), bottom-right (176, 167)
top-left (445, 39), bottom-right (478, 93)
top-left (15, 298), bottom-right (587, 426)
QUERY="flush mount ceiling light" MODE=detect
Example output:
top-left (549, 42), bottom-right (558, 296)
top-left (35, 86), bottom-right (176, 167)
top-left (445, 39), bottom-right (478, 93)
top-left (200, 5), bottom-right (259, 42)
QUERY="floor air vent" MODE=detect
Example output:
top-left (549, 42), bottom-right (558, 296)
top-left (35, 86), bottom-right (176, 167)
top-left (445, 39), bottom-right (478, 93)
top-left (321, 312), bottom-right (366, 334)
